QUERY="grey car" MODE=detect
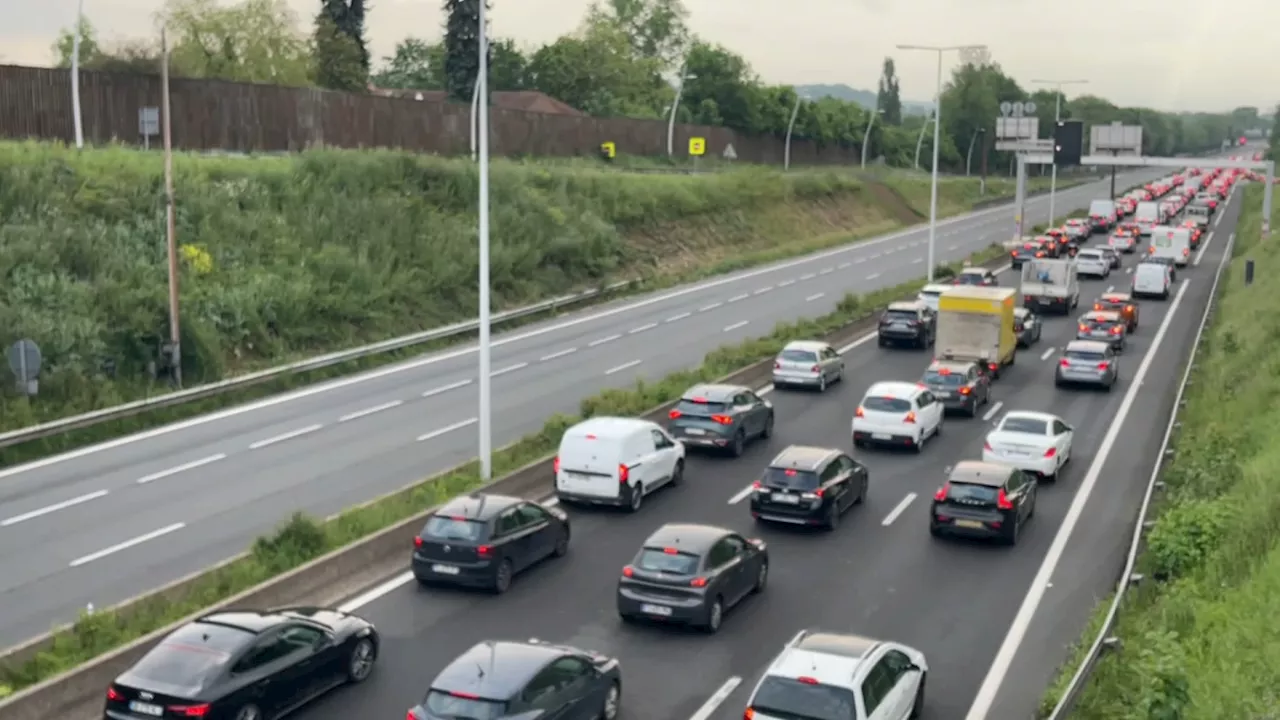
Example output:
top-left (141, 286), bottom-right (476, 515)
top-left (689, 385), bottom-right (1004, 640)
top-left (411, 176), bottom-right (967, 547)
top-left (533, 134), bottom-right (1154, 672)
top-left (1055, 340), bottom-right (1120, 392)
top-left (667, 384), bottom-right (774, 456)
top-left (1076, 310), bottom-right (1127, 352)
top-left (409, 639), bottom-right (622, 720)
top-left (772, 340), bottom-right (844, 391)
top-left (1013, 307), bottom-right (1042, 347)
top-left (920, 359), bottom-right (990, 417)
top-left (1096, 245), bottom-right (1122, 269)
top-left (877, 301), bottom-right (936, 349)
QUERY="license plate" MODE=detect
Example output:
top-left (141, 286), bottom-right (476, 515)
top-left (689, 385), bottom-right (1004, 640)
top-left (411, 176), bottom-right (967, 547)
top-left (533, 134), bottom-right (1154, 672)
top-left (129, 702), bottom-right (164, 716)
top-left (431, 564), bottom-right (459, 575)
top-left (872, 433), bottom-right (891, 440)
top-left (641, 603), bottom-right (672, 616)
top-left (935, 391), bottom-right (952, 398)
top-left (772, 493), bottom-right (799, 504)
top-left (684, 428), bottom-right (706, 435)
top-left (955, 520), bottom-right (985, 529)
top-left (891, 323), bottom-right (908, 329)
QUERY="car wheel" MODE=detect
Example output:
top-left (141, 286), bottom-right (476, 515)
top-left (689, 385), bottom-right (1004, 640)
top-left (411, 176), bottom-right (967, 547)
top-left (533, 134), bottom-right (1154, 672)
top-left (752, 561), bottom-right (769, 593)
top-left (1028, 490), bottom-right (1037, 518)
top-left (234, 705), bottom-right (264, 720)
top-left (1005, 517), bottom-right (1020, 546)
top-left (670, 460), bottom-right (684, 486)
top-left (347, 638), bottom-right (376, 683)
top-left (818, 374), bottom-right (828, 392)
top-left (553, 529), bottom-right (570, 557)
top-left (493, 559), bottom-right (514, 594)
top-left (730, 431), bottom-right (746, 457)
top-left (910, 673), bottom-right (927, 718)
top-left (627, 483), bottom-right (644, 512)
top-left (912, 433), bottom-right (924, 454)
top-left (703, 598), bottom-right (724, 633)
top-left (823, 502), bottom-right (840, 531)
top-left (597, 682), bottom-right (621, 720)
top-left (761, 413), bottom-right (774, 439)
top-left (856, 477), bottom-right (867, 504)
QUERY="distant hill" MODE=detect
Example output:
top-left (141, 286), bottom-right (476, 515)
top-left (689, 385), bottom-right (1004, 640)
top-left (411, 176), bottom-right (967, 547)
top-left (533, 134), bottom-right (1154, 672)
top-left (795, 84), bottom-right (933, 115)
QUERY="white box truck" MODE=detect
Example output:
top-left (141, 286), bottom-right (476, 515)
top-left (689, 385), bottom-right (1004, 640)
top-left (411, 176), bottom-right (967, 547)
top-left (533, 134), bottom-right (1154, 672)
top-left (1019, 258), bottom-right (1079, 314)
top-left (1150, 225), bottom-right (1191, 267)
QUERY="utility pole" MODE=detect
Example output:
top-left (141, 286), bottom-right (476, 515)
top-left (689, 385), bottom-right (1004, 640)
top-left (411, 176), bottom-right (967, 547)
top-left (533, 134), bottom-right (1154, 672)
top-left (161, 28), bottom-right (181, 386)
top-left (1031, 78), bottom-right (1088, 224)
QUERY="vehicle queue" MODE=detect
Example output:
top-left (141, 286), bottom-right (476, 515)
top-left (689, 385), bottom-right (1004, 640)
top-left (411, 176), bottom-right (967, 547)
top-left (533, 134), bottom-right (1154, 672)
top-left (99, 165), bottom-right (1245, 720)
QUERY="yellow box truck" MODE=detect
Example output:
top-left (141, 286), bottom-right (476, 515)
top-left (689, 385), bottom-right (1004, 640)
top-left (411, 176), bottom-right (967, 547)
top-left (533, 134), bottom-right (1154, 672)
top-left (936, 286), bottom-right (1017, 378)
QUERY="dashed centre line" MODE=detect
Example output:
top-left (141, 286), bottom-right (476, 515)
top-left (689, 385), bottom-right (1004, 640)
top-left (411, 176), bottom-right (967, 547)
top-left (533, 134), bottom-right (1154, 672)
top-left (490, 362), bottom-right (528, 377)
top-left (806, 293), bottom-right (825, 302)
top-left (69, 523), bottom-right (186, 567)
top-left (539, 347), bottom-right (577, 361)
top-left (588, 334), bottom-right (621, 347)
top-left (699, 302), bottom-right (722, 312)
top-left (800, 273), bottom-right (816, 280)
top-left (339, 400), bottom-right (403, 423)
top-left (665, 312), bottom-right (691, 322)
top-left (777, 279), bottom-right (795, 287)
top-left (819, 267), bottom-right (833, 275)
top-left (422, 378), bottom-right (471, 398)
top-left (723, 320), bottom-right (749, 332)
top-left (249, 424), bottom-right (323, 450)
top-left (753, 287), bottom-right (772, 295)
top-left (136, 453), bottom-right (227, 483)
top-left (728, 293), bottom-right (749, 302)
top-left (2, 490), bottom-right (109, 526)
top-left (605, 359), bottom-right (642, 375)
top-left (417, 417), bottom-right (478, 442)
top-left (866, 272), bottom-right (880, 280)
top-left (1039, 346), bottom-right (1056, 361)
top-left (629, 322), bottom-right (657, 334)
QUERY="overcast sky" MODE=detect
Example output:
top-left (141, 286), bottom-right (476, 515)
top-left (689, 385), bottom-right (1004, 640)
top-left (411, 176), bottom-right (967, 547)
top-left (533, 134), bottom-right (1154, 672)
top-left (3, 0), bottom-right (1275, 112)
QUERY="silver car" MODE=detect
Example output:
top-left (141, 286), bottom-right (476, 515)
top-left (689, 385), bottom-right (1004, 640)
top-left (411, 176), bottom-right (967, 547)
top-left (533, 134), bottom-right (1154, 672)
top-left (1076, 310), bottom-right (1127, 352)
top-left (1055, 340), bottom-right (1119, 392)
top-left (772, 340), bottom-right (844, 392)
top-left (1096, 246), bottom-right (1122, 269)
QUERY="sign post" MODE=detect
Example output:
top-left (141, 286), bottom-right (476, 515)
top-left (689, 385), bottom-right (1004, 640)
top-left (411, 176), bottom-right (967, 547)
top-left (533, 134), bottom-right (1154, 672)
top-left (7, 339), bottom-right (42, 396)
top-left (1090, 122), bottom-right (1144, 199)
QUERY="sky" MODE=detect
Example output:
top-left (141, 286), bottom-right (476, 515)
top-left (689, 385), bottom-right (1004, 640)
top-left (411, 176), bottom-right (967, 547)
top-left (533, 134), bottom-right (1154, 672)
top-left (2, 0), bottom-right (1275, 113)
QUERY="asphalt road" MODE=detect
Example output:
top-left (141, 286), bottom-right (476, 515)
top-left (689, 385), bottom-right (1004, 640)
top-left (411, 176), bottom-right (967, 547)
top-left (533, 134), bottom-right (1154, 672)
top-left (279, 185), bottom-right (1242, 720)
top-left (0, 167), bottom-right (1178, 649)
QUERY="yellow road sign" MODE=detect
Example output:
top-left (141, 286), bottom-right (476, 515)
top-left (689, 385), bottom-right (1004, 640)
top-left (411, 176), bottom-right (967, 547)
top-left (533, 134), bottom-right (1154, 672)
top-left (600, 141), bottom-right (616, 158)
top-left (688, 137), bottom-right (705, 156)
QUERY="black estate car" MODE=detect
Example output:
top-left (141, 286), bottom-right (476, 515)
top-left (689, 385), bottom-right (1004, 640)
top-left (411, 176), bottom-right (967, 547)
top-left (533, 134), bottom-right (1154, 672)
top-left (104, 607), bottom-right (378, 720)
top-left (929, 461), bottom-right (1037, 545)
top-left (409, 639), bottom-right (622, 720)
top-left (412, 493), bottom-right (570, 593)
top-left (877, 300), bottom-right (936, 349)
top-left (617, 523), bottom-right (768, 633)
top-left (667, 383), bottom-right (774, 456)
top-left (749, 445), bottom-right (867, 529)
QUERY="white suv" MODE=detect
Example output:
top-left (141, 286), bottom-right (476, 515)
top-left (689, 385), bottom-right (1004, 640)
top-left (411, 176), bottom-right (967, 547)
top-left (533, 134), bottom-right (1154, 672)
top-left (744, 630), bottom-right (928, 719)
top-left (852, 381), bottom-right (944, 452)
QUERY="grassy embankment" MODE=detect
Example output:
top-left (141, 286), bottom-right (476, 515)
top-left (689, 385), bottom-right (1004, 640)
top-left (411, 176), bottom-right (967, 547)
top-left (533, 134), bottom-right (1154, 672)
top-left (0, 140), bottom-right (1058, 466)
top-left (1040, 183), bottom-right (1280, 718)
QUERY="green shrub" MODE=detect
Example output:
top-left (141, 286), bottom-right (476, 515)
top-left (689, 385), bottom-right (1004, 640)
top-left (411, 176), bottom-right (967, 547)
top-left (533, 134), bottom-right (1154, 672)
top-left (1136, 630), bottom-right (1191, 720)
top-left (1145, 499), bottom-right (1232, 580)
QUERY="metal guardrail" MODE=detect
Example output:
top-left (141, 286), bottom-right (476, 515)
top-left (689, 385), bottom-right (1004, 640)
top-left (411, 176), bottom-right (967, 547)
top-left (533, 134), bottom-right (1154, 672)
top-left (1045, 229), bottom-right (1234, 718)
top-left (0, 281), bottom-right (635, 452)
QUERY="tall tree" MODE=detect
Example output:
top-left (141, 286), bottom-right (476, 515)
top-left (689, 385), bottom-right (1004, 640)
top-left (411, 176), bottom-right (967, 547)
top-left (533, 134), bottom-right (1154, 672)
top-left (680, 41), bottom-right (760, 132)
top-left (314, 0), bottom-right (370, 90)
top-left (876, 57), bottom-right (901, 124)
top-left (589, 0), bottom-right (689, 68)
top-left (164, 0), bottom-right (312, 85)
top-left (443, 0), bottom-right (487, 102)
top-left (371, 38), bottom-right (445, 89)
top-left (526, 15), bottom-right (664, 116)
top-left (52, 18), bottom-right (160, 73)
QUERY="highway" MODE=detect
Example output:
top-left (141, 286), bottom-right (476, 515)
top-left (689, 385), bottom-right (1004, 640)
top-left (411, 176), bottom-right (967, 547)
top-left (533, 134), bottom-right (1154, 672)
top-left (0, 167), bottom-right (1172, 649)
top-left (287, 182), bottom-right (1244, 720)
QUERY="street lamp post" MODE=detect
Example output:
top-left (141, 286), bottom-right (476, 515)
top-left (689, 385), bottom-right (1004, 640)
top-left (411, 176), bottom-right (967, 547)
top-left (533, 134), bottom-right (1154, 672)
top-left (71, 0), bottom-right (85, 148)
top-left (965, 127), bottom-right (985, 176)
top-left (784, 91), bottom-right (808, 171)
top-left (914, 110), bottom-right (932, 170)
top-left (1031, 78), bottom-right (1088, 225)
top-left (477, 0), bottom-right (492, 480)
top-left (861, 108), bottom-right (885, 168)
top-left (897, 43), bottom-right (987, 281)
top-left (667, 69), bottom-right (696, 156)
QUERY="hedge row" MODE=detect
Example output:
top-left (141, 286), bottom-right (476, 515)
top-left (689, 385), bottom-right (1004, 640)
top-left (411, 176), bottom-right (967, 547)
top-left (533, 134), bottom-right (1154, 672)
top-left (0, 241), bottom-right (1009, 697)
top-left (1039, 184), bottom-right (1280, 718)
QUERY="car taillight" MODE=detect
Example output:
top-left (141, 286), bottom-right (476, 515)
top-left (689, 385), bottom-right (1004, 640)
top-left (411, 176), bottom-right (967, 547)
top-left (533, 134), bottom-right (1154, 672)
top-left (983, 440), bottom-right (992, 451)
top-left (997, 489), bottom-right (1014, 510)
top-left (934, 483), bottom-right (949, 501)
top-left (1011, 250), bottom-right (1018, 257)
top-left (1024, 295), bottom-right (1033, 303)
top-left (407, 711), bottom-right (416, 720)
top-left (622, 566), bottom-right (634, 577)
top-left (745, 709), bottom-right (755, 720)
top-left (413, 536), bottom-right (423, 549)
top-left (668, 409), bottom-right (681, 419)
top-left (170, 705), bottom-right (210, 717)
top-left (553, 456), bottom-right (560, 473)
top-left (774, 361), bottom-right (781, 369)
top-left (751, 480), bottom-right (761, 489)
top-left (1110, 326), bottom-right (1122, 335)
top-left (1183, 248), bottom-right (1190, 256)
top-left (711, 415), bottom-right (733, 425)
top-left (1098, 362), bottom-right (1109, 370)
top-left (988, 363), bottom-right (998, 371)
top-left (1060, 358), bottom-right (1070, 367)
top-left (1148, 246), bottom-right (1155, 253)
top-left (810, 364), bottom-right (821, 373)
top-left (690, 577), bottom-right (708, 588)
top-left (1044, 447), bottom-right (1057, 458)
top-left (477, 545), bottom-right (491, 557)
top-left (1078, 324), bottom-right (1088, 332)
top-left (107, 687), bottom-right (124, 701)
top-left (1035, 252), bottom-right (1045, 257)
top-left (903, 411), bottom-right (916, 424)
top-left (618, 464), bottom-right (629, 484)
top-left (855, 407), bottom-right (864, 417)
top-left (959, 386), bottom-right (971, 395)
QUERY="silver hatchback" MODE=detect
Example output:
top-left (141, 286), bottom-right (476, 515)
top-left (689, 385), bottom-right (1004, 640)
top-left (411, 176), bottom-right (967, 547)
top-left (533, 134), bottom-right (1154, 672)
top-left (772, 340), bottom-right (844, 392)
top-left (1054, 340), bottom-right (1119, 392)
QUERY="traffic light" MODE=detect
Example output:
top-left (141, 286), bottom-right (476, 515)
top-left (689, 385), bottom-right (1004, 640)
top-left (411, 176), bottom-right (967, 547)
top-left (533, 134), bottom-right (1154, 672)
top-left (1054, 120), bottom-right (1084, 167)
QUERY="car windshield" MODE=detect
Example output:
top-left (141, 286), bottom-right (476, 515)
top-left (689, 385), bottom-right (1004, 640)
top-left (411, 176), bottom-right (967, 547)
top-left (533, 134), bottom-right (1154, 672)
top-left (955, 272), bottom-right (985, 284)
top-left (749, 677), bottom-right (858, 720)
top-left (762, 466), bottom-right (820, 490)
top-left (635, 547), bottom-right (701, 575)
top-left (779, 349), bottom-right (817, 363)
top-left (923, 369), bottom-right (965, 386)
top-left (862, 396), bottom-right (912, 412)
top-left (423, 517), bottom-right (487, 542)
top-left (999, 417), bottom-right (1047, 435)
top-left (423, 691), bottom-right (507, 720)
top-left (675, 399), bottom-right (729, 416)
top-left (130, 623), bottom-right (250, 690)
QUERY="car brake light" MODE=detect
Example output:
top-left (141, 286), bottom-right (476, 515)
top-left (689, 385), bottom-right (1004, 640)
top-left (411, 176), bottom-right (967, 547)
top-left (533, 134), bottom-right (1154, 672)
top-left (1110, 326), bottom-right (1122, 335)
top-left (618, 464), bottom-right (629, 484)
top-left (1060, 358), bottom-right (1070, 367)
top-left (1183, 248), bottom-right (1190, 256)
top-left (810, 364), bottom-right (820, 373)
top-left (1011, 251), bottom-right (1017, 257)
top-left (1093, 304), bottom-right (1103, 311)
top-left (745, 709), bottom-right (755, 720)
top-left (170, 705), bottom-right (210, 717)
top-left (988, 363), bottom-right (998, 371)
top-left (752, 480), bottom-right (761, 489)
top-left (451, 692), bottom-right (481, 700)
top-left (903, 411), bottom-right (916, 424)
top-left (622, 566), bottom-right (634, 577)
top-left (774, 361), bottom-right (781, 369)
top-left (413, 536), bottom-right (423, 549)
top-left (668, 409), bottom-right (681, 419)
top-left (107, 687), bottom-right (124, 701)
top-left (1078, 323), bottom-right (1088, 332)
top-left (855, 407), bottom-right (864, 417)
top-left (959, 386), bottom-right (971, 395)
top-left (934, 483), bottom-right (949, 501)
top-left (553, 456), bottom-right (560, 473)
top-left (477, 545), bottom-right (491, 557)
top-left (1036, 252), bottom-right (1045, 257)
top-left (407, 711), bottom-right (416, 720)
top-left (1044, 447), bottom-right (1057, 458)
top-left (983, 441), bottom-right (992, 451)
top-left (796, 676), bottom-right (819, 685)
top-left (711, 415), bottom-right (733, 425)
top-left (1098, 362), bottom-right (1109, 370)
top-left (997, 489), bottom-right (1014, 510)
top-left (937, 368), bottom-right (950, 375)
top-left (690, 577), bottom-right (707, 588)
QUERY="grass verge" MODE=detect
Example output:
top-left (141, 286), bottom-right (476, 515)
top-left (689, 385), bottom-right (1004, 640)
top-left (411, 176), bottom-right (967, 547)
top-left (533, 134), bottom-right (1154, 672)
top-left (0, 241), bottom-right (1010, 696)
top-left (1038, 184), bottom-right (1280, 718)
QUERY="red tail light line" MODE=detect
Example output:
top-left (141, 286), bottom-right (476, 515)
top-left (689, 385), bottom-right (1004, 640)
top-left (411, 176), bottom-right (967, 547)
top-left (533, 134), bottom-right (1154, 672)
top-left (1098, 362), bottom-right (1110, 370)
top-left (477, 545), bottom-right (491, 557)
top-left (413, 536), bottom-right (423, 549)
top-left (903, 411), bottom-right (917, 424)
top-left (668, 409), bottom-right (681, 419)
top-left (1060, 359), bottom-right (1070, 367)
top-left (171, 704), bottom-right (211, 717)
top-left (107, 687), bottom-right (124, 701)
top-left (710, 415), bottom-right (733, 425)
top-left (618, 464), bottom-right (630, 484)
top-left (690, 577), bottom-right (708, 587)
top-left (959, 386), bottom-right (971, 395)
top-left (934, 483), bottom-right (949, 501)
top-left (996, 489), bottom-right (1014, 510)
top-left (553, 456), bottom-right (560, 473)
top-left (1044, 447), bottom-right (1057, 458)
top-left (983, 441), bottom-right (992, 451)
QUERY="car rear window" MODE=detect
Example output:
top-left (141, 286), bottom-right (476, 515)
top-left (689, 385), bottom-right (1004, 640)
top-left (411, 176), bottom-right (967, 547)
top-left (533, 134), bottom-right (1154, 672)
top-left (1065, 349), bottom-right (1106, 362)
top-left (923, 369), bottom-right (965, 386)
top-left (749, 677), bottom-right (857, 720)
top-left (944, 482), bottom-right (1000, 503)
top-left (883, 310), bottom-right (918, 321)
top-left (862, 396), bottom-right (912, 412)
top-left (423, 516), bottom-right (487, 542)
top-left (636, 547), bottom-right (701, 575)
top-left (676, 399), bottom-right (728, 416)
top-left (1000, 417), bottom-right (1047, 434)
top-left (424, 691), bottom-right (507, 720)
top-left (130, 623), bottom-right (251, 688)
top-left (762, 466), bottom-right (820, 490)
top-left (779, 349), bottom-right (817, 363)
top-left (1077, 251), bottom-right (1103, 260)
top-left (954, 273), bottom-right (983, 284)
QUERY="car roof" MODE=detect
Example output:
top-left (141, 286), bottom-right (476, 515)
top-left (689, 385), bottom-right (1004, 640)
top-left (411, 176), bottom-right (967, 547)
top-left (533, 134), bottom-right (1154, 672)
top-left (643, 523), bottom-right (728, 554)
top-left (887, 300), bottom-right (926, 311)
top-left (865, 381), bottom-right (922, 399)
top-left (566, 416), bottom-right (654, 438)
top-left (1066, 340), bottom-right (1111, 352)
top-left (926, 359), bottom-right (974, 374)
top-left (765, 630), bottom-right (881, 688)
top-left (435, 493), bottom-right (523, 521)
top-left (432, 641), bottom-right (563, 700)
top-left (1000, 410), bottom-right (1057, 423)
top-left (958, 266), bottom-right (988, 274)
top-left (782, 340), bottom-right (829, 352)
top-left (769, 445), bottom-right (839, 472)
top-left (948, 460), bottom-right (1014, 486)
top-left (196, 610), bottom-right (292, 635)
top-left (681, 384), bottom-right (746, 402)
top-left (919, 284), bottom-right (951, 293)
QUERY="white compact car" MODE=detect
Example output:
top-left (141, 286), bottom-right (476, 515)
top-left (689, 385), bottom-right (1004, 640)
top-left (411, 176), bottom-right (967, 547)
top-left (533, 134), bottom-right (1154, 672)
top-left (982, 410), bottom-right (1074, 481)
top-left (1074, 249), bottom-right (1111, 278)
top-left (852, 381), bottom-right (944, 453)
top-left (743, 629), bottom-right (928, 720)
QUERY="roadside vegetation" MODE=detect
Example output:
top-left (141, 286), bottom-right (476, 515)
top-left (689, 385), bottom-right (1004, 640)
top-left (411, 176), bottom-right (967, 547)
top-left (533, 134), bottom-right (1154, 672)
top-left (0, 140), bottom-right (1059, 465)
top-left (0, 242), bottom-right (1014, 696)
top-left (1040, 183), bottom-right (1280, 718)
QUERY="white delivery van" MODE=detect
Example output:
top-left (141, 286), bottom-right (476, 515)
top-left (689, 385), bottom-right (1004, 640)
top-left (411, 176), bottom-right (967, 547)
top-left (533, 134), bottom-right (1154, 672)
top-left (554, 416), bottom-right (685, 512)
top-left (1134, 201), bottom-right (1161, 236)
top-left (917, 283), bottom-right (952, 311)
top-left (1149, 225), bottom-right (1191, 266)
top-left (1132, 261), bottom-right (1172, 299)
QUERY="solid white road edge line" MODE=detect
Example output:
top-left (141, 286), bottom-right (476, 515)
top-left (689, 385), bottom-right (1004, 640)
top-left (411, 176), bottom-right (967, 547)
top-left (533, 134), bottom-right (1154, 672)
top-left (688, 676), bottom-right (744, 720)
top-left (881, 493), bottom-right (917, 526)
top-left (248, 424), bottom-right (323, 450)
top-left (963, 279), bottom-right (1191, 719)
top-left (69, 522), bottom-right (186, 567)
top-left (136, 453), bottom-right (227, 484)
top-left (1, 489), bottom-right (110, 526)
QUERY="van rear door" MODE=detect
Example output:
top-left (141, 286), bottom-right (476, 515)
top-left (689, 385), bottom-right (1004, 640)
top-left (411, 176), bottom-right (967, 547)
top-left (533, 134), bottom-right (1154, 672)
top-left (556, 432), bottom-right (623, 500)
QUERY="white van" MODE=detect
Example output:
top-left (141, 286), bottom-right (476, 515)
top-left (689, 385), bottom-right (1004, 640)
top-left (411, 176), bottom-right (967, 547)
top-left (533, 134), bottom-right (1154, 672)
top-left (1134, 202), bottom-right (1161, 236)
top-left (917, 283), bottom-right (952, 311)
top-left (1149, 226), bottom-right (1191, 266)
top-left (1132, 262), bottom-right (1172, 300)
top-left (554, 417), bottom-right (685, 512)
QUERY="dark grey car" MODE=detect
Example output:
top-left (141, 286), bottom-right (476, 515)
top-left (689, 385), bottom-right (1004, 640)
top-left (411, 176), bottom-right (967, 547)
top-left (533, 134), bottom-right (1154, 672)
top-left (748, 445), bottom-right (868, 529)
top-left (408, 639), bottom-right (621, 720)
top-left (877, 301), bottom-right (936, 348)
top-left (920, 360), bottom-right (990, 417)
top-left (1013, 307), bottom-right (1041, 347)
top-left (667, 384), bottom-right (774, 457)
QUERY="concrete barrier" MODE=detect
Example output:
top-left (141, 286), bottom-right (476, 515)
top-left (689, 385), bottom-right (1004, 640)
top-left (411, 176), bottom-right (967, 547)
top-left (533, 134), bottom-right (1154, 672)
top-left (0, 255), bottom-right (1006, 720)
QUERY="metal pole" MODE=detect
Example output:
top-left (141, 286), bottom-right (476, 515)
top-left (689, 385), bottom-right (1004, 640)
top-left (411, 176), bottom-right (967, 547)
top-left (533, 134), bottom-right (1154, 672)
top-left (469, 79), bottom-right (479, 161)
top-left (965, 130), bottom-right (979, 175)
top-left (477, 0), bottom-right (492, 480)
top-left (926, 49), bottom-right (941, 282)
top-left (861, 108), bottom-right (878, 168)
top-left (914, 112), bottom-right (930, 170)
top-left (71, 0), bottom-right (85, 148)
top-left (161, 28), bottom-right (181, 386)
top-left (667, 70), bottom-right (685, 157)
top-left (1264, 161), bottom-right (1275, 242)
top-left (1109, 149), bottom-right (1118, 198)
top-left (1048, 90), bottom-right (1060, 224)
top-left (1014, 154), bottom-right (1027, 241)
top-left (784, 94), bottom-right (802, 171)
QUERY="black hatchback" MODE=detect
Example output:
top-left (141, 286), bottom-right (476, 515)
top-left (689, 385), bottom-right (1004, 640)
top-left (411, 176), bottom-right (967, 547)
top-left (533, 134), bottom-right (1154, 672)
top-left (929, 461), bottom-right (1037, 545)
top-left (920, 360), bottom-right (990, 417)
top-left (877, 301), bottom-right (936, 349)
top-left (748, 445), bottom-right (867, 529)
top-left (412, 493), bottom-right (570, 593)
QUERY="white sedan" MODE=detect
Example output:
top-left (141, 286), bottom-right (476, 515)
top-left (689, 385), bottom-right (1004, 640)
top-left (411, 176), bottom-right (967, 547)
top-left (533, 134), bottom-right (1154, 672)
top-left (982, 410), bottom-right (1074, 481)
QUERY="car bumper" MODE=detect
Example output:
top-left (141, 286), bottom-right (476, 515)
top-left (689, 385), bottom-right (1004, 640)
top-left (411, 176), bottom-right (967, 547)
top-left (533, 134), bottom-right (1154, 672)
top-left (930, 516), bottom-right (1006, 538)
top-left (556, 487), bottom-right (629, 507)
top-left (933, 393), bottom-right (978, 413)
top-left (411, 557), bottom-right (496, 587)
top-left (617, 590), bottom-right (705, 624)
top-left (773, 372), bottom-right (822, 387)
top-left (852, 424), bottom-right (918, 447)
top-left (749, 498), bottom-right (825, 525)
top-left (1026, 295), bottom-right (1071, 312)
top-left (982, 449), bottom-right (1055, 476)
top-left (1056, 370), bottom-right (1110, 386)
top-left (670, 430), bottom-right (733, 449)
top-left (879, 330), bottom-right (925, 343)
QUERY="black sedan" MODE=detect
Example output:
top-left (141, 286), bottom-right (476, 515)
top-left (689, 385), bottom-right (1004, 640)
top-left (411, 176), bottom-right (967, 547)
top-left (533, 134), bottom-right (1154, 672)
top-left (412, 492), bottom-right (570, 593)
top-left (617, 522), bottom-right (768, 633)
top-left (105, 607), bottom-right (378, 720)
